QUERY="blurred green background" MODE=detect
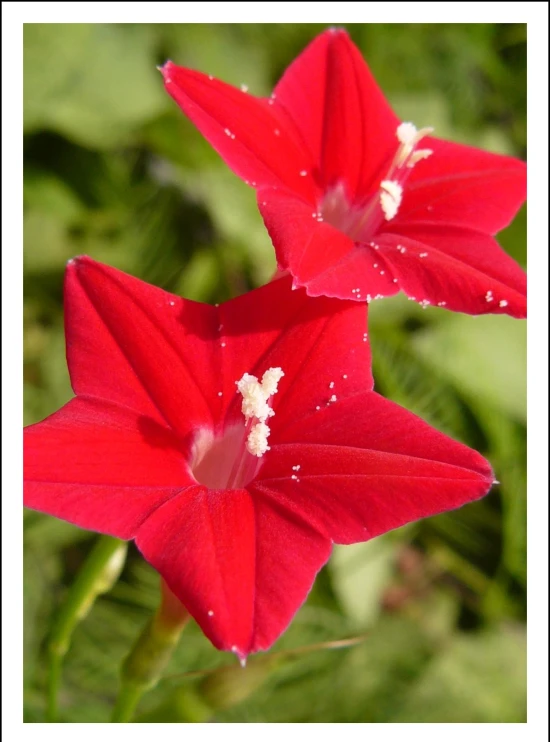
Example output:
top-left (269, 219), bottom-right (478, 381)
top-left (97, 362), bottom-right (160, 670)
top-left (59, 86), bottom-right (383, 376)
top-left (23, 23), bottom-right (527, 723)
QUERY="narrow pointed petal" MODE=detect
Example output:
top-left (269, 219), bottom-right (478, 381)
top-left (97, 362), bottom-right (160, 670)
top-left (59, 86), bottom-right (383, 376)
top-left (256, 392), bottom-right (493, 544)
top-left (24, 397), bottom-right (191, 539)
top-left (374, 228), bottom-right (526, 317)
top-left (400, 137), bottom-right (527, 234)
top-left (135, 486), bottom-right (256, 654)
top-left (161, 62), bottom-right (315, 200)
top-left (135, 485), bottom-right (331, 656)
top-left (245, 496), bottom-right (331, 654)
top-left (273, 29), bottom-right (399, 199)
top-left (65, 257), bottom-right (219, 439)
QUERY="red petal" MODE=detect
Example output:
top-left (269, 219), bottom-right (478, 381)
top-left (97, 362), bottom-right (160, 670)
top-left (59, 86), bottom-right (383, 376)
top-left (256, 392), bottom-right (493, 544)
top-left (135, 485), bottom-right (330, 656)
top-left (65, 258), bottom-right (219, 439)
top-left (399, 137), bottom-right (526, 235)
top-left (374, 228), bottom-right (526, 317)
top-left (161, 62), bottom-right (315, 201)
top-left (214, 271), bottom-right (374, 430)
top-left (258, 188), bottom-right (399, 301)
top-left (24, 397), bottom-right (190, 539)
top-left (273, 29), bottom-right (399, 199)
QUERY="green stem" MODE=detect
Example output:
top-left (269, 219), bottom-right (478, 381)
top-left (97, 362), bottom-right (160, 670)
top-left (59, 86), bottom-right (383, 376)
top-left (111, 580), bottom-right (190, 723)
top-left (46, 535), bottom-right (128, 722)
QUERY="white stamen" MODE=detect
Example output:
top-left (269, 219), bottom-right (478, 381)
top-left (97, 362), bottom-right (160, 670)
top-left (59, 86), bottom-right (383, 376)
top-left (397, 122), bottom-right (419, 145)
top-left (260, 367), bottom-right (285, 398)
top-left (247, 421), bottom-right (271, 457)
top-left (408, 149), bottom-right (433, 167)
top-left (380, 180), bottom-right (403, 220)
top-left (395, 122), bottom-right (434, 167)
top-left (236, 368), bottom-right (284, 457)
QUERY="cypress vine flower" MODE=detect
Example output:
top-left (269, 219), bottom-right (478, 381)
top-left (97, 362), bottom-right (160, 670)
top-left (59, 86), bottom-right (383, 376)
top-left (24, 258), bottom-right (494, 660)
top-left (161, 28), bottom-right (526, 318)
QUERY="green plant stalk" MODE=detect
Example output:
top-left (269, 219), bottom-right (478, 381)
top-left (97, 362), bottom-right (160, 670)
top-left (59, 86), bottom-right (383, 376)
top-left (111, 580), bottom-right (190, 723)
top-left (47, 535), bottom-right (128, 722)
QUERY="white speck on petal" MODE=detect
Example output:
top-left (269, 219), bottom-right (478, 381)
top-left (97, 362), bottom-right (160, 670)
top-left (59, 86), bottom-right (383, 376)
top-left (373, 263), bottom-right (378, 268)
top-left (221, 342), bottom-right (226, 347)
top-left (217, 391), bottom-right (223, 397)
top-left (300, 170), bottom-right (308, 176)
top-left (329, 394), bottom-right (337, 403)
top-left (169, 300), bottom-right (175, 306)
top-left (380, 271), bottom-right (385, 275)
top-left (329, 381), bottom-right (335, 389)
top-left (274, 129), bottom-right (280, 136)
top-left (419, 252), bottom-right (428, 258)
top-left (499, 299), bottom-right (508, 307)
top-left (208, 610), bottom-right (214, 616)
top-left (393, 278), bottom-right (399, 283)
top-left (485, 290), bottom-right (494, 302)
top-left (342, 374), bottom-right (348, 379)
top-left (240, 84), bottom-right (249, 92)
top-left (292, 465), bottom-right (301, 471)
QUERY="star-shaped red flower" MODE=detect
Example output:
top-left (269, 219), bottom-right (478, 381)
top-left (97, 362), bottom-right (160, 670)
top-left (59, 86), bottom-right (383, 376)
top-left (161, 28), bottom-right (526, 318)
top-left (24, 258), bottom-right (494, 658)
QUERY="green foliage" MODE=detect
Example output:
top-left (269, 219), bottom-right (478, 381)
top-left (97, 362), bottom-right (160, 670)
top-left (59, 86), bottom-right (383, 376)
top-left (23, 23), bottom-right (526, 722)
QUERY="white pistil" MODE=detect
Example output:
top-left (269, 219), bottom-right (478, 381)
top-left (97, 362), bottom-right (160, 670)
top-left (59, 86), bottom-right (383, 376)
top-left (380, 180), bottom-right (403, 221)
top-left (236, 367), bottom-right (284, 457)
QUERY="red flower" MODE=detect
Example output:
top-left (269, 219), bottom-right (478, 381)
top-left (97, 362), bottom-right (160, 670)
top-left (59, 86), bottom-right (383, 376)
top-left (24, 258), bottom-right (494, 659)
top-left (161, 28), bottom-right (526, 318)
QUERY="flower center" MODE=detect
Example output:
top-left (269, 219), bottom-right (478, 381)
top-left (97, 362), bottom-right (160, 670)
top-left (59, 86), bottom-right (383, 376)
top-left (320, 122), bottom-right (433, 242)
top-left (190, 367), bottom-right (284, 490)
